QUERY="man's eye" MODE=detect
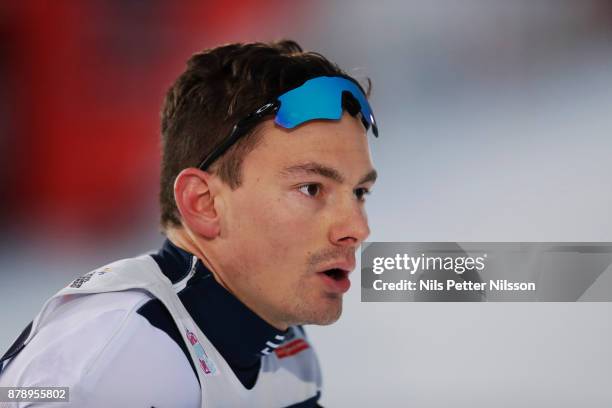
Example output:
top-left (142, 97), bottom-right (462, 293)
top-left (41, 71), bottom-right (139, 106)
top-left (355, 187), bottom-right (371, 201)
top-left (298, 183), bottom-right (321, 197)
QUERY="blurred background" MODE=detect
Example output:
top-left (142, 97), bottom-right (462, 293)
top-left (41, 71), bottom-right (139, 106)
top-left (1, 1), bottom-right (612, 406)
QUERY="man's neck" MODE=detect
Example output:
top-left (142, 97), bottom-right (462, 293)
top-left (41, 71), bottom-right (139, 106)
top-left (149, 239), bottom-right (290, 389)
top-left (164, 226), bottom-right (289, 331)
top-left (165, 227), bottom-right (228, 287)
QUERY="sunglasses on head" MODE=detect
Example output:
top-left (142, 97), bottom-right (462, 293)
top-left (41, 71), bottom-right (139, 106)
top-left (198, 75), bottom-right (379, 171)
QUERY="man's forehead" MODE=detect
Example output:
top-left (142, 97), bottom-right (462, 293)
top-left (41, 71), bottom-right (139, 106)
top-left (245, 114), bottom-right (375, 179)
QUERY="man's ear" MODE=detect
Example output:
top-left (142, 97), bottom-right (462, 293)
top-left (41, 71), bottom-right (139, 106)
top-left (173, 168), bottom-right (222, 238)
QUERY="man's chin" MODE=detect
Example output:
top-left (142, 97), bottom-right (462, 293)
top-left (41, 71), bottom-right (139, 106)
top-left (303, 296), bottom-right (343, 326)
top-left (313, 314), bottom-right (341, 326)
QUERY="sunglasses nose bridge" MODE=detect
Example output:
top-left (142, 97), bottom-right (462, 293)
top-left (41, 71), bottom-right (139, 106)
top-left (340, 90), bottom-right (361, 118)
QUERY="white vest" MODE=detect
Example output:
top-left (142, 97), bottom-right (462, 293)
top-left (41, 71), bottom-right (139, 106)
top-left (15, 255), bottom-right (322, 407)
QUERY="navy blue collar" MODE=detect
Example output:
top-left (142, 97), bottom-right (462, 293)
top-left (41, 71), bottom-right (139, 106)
top-left (152, 239), bottom-right (288, 371)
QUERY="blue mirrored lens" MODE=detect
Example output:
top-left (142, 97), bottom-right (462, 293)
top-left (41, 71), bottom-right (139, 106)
top-left (275, 76), bottom-right (378, 136)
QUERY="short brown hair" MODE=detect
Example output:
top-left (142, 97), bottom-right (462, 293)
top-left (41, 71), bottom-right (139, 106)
top-left (159, 39), bottom-right (369, 229)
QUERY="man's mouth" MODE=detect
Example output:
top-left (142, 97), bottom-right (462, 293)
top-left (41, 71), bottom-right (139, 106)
top-left (318, 268), bottom-right (351, 293)
top-left (322, 268), bottom-right (348, 281)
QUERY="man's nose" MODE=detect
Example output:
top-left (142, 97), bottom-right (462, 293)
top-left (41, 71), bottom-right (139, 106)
top-left (328, 198), bottom-right (370, 248)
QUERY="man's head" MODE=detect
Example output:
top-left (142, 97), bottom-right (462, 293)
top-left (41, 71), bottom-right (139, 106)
top-left (160, 40), bottom-right (377, 329)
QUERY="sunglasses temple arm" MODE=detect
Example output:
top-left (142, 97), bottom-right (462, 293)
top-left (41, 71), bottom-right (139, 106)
top-left (198, 102), bottom-right (280, 170)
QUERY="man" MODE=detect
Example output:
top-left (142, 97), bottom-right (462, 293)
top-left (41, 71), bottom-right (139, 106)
top-left (0, 40), bottom-right (378, 407)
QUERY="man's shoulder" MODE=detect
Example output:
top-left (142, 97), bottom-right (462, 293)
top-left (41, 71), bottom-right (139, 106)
top-left (0, 286), bottom-right (200, 405)
top-left (1, 291), bottom-right (150, 382)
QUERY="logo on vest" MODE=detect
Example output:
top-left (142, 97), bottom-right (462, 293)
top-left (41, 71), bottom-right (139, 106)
top-left (69, 268), bottom-right (110, 288)
top-left (186, 329), bottom-right (218, 376)
top-left (275, 339), bottom-right (310, 359)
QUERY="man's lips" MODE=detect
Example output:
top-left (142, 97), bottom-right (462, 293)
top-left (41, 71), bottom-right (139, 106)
top-left (316, 260), bottom-right (355, 293)
top-left (316, 259), bottom-right (356, 275)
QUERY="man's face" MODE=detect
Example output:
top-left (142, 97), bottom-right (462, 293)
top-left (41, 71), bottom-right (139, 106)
top-left (215, 112), bottom-right (376, 329)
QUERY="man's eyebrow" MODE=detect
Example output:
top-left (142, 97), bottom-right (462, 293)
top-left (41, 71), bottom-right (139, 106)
top-left (358, 169), bottom-right (378, 185)
top-left (280, 162), bottom-right (345, 183)
top-left (280, 162), bottom-right (378, 185)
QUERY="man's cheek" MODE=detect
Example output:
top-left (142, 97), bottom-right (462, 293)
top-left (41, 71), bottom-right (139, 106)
top-left (253, 201), bottom-right (302, 234)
